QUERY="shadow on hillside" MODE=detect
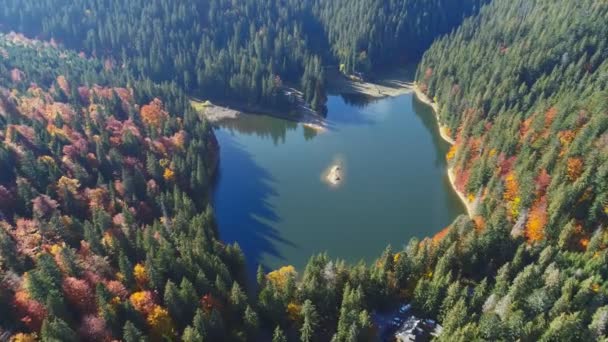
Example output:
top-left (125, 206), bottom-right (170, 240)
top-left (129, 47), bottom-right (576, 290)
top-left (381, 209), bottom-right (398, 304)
top-left (211, 133), bottom-right (295, 280)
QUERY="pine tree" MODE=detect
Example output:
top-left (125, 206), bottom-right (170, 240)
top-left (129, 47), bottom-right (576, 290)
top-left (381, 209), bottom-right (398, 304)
top-left (300, 299), bottom-right (319, 342)
top-left (272, 326), bottom-right (287, 342)
top-left (163, 280), bottom-right (182, 325)
top-left (123, 321), bottom-right (146, 342)
top-left (40, 316), bottom-right (77, 342)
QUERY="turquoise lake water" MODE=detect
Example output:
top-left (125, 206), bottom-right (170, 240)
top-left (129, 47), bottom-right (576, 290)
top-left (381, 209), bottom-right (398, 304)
top-left (212, 93), bottom-right (465, 273)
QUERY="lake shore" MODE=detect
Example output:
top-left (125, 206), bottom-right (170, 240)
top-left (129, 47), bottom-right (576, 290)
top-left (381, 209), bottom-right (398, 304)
top-left (413, 84), bottom-right (476, 218)
top-left (194, 68), bottom-right (416, 132)
top-left (326, 71), bottom-right (414, 98)
top-left (191, 98), bottom-right (328, 133)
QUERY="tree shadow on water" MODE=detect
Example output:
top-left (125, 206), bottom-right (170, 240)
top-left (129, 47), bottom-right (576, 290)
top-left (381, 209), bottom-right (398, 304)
top-left (411, 95), bottom-right (451, 168)
top-left (211, 133), bottom-right (296, 280)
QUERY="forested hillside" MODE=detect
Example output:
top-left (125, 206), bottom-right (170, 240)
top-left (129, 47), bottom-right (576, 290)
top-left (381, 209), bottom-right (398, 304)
top-left (0, 33), bottom-right (256, 341)
top-left (412, 0), bottom-right (608, 339)
top-left (311, 0), bottom-right (487, 74)
top-left (1, 0), bottom-right (608, 341)
top-left (0, 0), bottom-right (483, 112)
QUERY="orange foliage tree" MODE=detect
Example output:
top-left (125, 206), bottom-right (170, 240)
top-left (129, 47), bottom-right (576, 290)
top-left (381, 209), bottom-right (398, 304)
top-left (163, 168), bottom-right (175, 182)
top-left (56, 75), bottom-right (70, 95)
top-left (432, 227), bottom-right (450, 244)
top-left (567, 157), bottom-right (584, 181)
top-left (504, 171), bottom-right (520, 218)
top-left (140, 98), bottom-right (168, 129)
top-left (526, 197), bottom-right (547, 243)
top-left (544, 106), bottom-right (558, 128)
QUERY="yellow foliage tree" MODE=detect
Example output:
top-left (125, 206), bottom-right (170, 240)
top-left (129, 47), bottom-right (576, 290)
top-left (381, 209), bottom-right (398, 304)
top-left (11, 333), bottom-right (38, 342)
top-left (57, 176), bottom-right (80, 195)
top-left (287, 302), bottom-right (302, 321)
top-left (163, 168), bottom-right (175, 182)
top-left (134, 263), bottom-right (148, 287)
top-left (446, 145), bottom-right (457, 161)
top-left (147, 305), bottom-right (175, 339)
top-left (130, 291), bottom-right (155, 314)
top-left (267, 265), bottom-right (296, 289)
top-left (101, 231), bottom-right (114, 248)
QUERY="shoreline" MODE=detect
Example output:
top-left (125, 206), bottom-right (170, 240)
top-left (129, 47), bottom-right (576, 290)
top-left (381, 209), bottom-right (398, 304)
top-left (413, 84), bottom-right (475, 218)
top-left (194, 77), bottom-right (474, 218)
top-left (326, 70), bottom-right (414, 98)
top-left (412, 86), bottom-right (455, 145)
top-left (193, 69), bottom-right (416, 132)
top-left (191, 98), bottom-right (328, 133)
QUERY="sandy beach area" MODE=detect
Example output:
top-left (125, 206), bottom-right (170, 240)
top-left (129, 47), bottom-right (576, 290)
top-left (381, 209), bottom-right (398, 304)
top-left (327, 68), bottom-right (414, 98)
top-left (413, 84), bottom-right (476, 218)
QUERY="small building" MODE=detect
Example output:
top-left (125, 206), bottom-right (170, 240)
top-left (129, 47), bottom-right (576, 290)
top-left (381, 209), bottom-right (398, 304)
top-left (395, 317), bottom-right (442, 342)
top-left (373, 303), bottom-right (442, 342)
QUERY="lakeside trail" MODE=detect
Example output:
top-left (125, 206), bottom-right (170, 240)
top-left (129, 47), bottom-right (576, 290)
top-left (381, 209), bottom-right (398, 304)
top-left (413, 84), bottom-right (476, 218)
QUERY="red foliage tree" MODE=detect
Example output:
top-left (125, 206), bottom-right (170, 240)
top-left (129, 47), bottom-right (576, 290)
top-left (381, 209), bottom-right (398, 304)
top-left (105, 280), bottom-right (128, 300)
top-left (535, 169), bottom-right (551, 197)
top-left (78, 315), bottom-right (111, 341)
top-left (63, 277), bottom-right (95, 313)
top-left (32, 194), bottom-right (59, 218)
top-left (201, 294), bottom-right (223, 313)
top-left (13, 291), bottom-right (47, 331)
top-left (56, 75), bottom-right (70, 95)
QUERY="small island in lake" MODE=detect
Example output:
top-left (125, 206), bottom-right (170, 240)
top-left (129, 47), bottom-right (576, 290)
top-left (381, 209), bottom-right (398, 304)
top-left (324, 162), bottom-right (344, 187)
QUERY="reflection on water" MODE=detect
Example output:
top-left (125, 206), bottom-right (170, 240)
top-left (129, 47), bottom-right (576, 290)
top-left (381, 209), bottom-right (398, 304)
top-left (339, 93), bottom-right (384, 108)
top-left (213, 94), bottom-right (466, 276)
top-left (217, 114), bottom-right (299, 145)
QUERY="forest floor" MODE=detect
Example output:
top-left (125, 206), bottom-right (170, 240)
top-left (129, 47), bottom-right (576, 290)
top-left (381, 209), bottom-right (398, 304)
top-left (413, 84), bottom-right (476, 218)
top-left (326, 67), bottom-right (415, 98)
